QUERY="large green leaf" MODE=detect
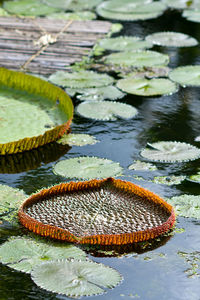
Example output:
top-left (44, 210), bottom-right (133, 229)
top-left (0, 236), bottom-right (86, 274)
top-left (169, 65), bottom-right (200, 86)
top-left (42, 0), bottom-right (72, 9)
top-left (68, 0), bottom-right (102, 11)
top-left (76, 101), bottom-right (138, 121)
top-left (0, 68), bottom-right (73, 155)
top-left (182, 9), bottom-right (200, 23)
top-left (166, 195), bottom-right (200, 218)
top-left (53, 156), bottom-right (123, 179)
top-left (31, 259), bottom-right (122, 297)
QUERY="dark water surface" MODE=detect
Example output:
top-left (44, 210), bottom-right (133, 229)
top-left (1, 8), bottom-right (200, 300)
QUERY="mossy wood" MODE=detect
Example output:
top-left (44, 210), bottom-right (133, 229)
top-left (0, 68), bottom-right (73, 155)
top-left (18, 177), bottom-right (175, 245)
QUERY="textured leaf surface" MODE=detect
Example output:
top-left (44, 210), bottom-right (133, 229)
top-left (0, 237), bottom-right (86, 274)
top-left (3, 0), bottom-right (60, 16)
top-left (76, 101), bottom-right (138, 121)
top-left (57, 133), bottom-right (98, 146)
top-left (104, 51), bottom-right (169, 67)
top-left (166, 195), bottom-right (200, 218)
top-left (47, 10), bottom-right (96, 20)
top-left (145, 31), bottom-right (198, 47)
top-left (98, 36), bottom-right (153, 51)
top-left (117, 78), bottom-right (178, 96)
top-left (140, 141), bottom-right (200, 162)
top-left (49, 70), bottom-right (114, 88)
top-left (169, 65), bottom-right (200, 86)
top-left (76, 86), bottom-right (125, 101)
top-left (128, 160), bottom-right (157, 171)
top-left (53, 156), bottom-right (123, 179)
top-left (31, 259), bottom-right (122, 297)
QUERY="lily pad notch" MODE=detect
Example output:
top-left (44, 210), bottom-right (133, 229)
top-left (0, 68), bottom-right (73, 155)
top-left (18, 177), bottom-right (176, 245)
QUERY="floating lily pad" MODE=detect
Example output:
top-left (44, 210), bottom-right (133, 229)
top-left (0, 236), bottom-right (86, 274)
top-left (0, 184), bottom-right (26, 224)
top-left (31, 259), bottom-right (122, 297)
top-left (140, 141), bottom-right (200, 162)
top-left (98, 36), bottom-right (153, 52)
top-left (104, 51), bottom-right (169, 68)
top-left (49, 70), bottom-right (114, 89)
top-left (47, 10), bottom-right (96, 20)
top-left (187, 173), bottom-right (200, 183)
top-left (128, 160), bottom-right (157, 171)
top-left (3, 0), bottom-right (60, 16)
top-left (18, 178), bottom-right (175, 244)
top-left (53, 156), bottom-right (123, 179)
top-left (76, 86), bottom-right (125, 101)
top-left (96, 1), bottom-right (166, 21)
top-left (118, 66), bottom-right (170, 79)
top-left (76, 101), bottom-right (138, 121)
top-left (42, 0), bottom-right (72, 9)
top-left (68, 0), bottom-right (103, 11)
top-left (162, 0), bottom-right (200, 9)
top-left (0, 68), bottom-right (73, 155)
top-left (117, 78), bottom-right (178, 96)
top-left (182, 9), bottom-right (200, 23)
top-left (57, 133), bottom-right (98, 146)
top-left (169, 65), bottom-right (200, 86)
top-left (145, 31), bottom-right (198, 47)
top-left (152, 175), bottom-right (186, 185)
top-left (166, 194), bottom-right (200, 218)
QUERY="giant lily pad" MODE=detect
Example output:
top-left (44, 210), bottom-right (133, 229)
top-left (31, 259), bottom-right (122, 297)
top-left (0, 68), bottom-right (73, 155)
top-left (182, 9), bottom-right (200, 23)
top-left (53, 156), bottom-right (123, 179)
top-left (49, 70), bottom-right (114, 89)
top-left (169, 65), bottom-right (200, 86)
top-left (0, 236), bottom-right (86, 274)
top-left (98, 36), bottom-right (153, 52)
top-left (96, 1), bottom-right (166, 21)
top-left (76, 101), bottom-right (138, 121)
top-left (18, 178), bottom-right (176, 244)
top-left (104, 51), bottom-right (169, 68)
top-left (117, 78), bottom-right (178, 96)
top-left (145, 31), bottom-right (198, 47)
top-left (166, 195), bottom-right (200, 218)
top-left (140, 141), bottom-right (200, 162)
top-left (3, 0), bottom-right (60, 16)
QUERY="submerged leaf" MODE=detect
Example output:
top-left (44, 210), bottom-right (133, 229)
top-left (145, 31), bottom-right (198, 47)
top-left (166, 195), bottom-right (200, 218)
top-left (76, 101), bottom-right (138, 121)
top-left (104, 51), bottom-right (169, 68)
top-left (117, 78), bottom-right (178, 96)
top-left (53, 156), bottom-right (123, 179)
top-left (169, 65), bottom-right (200, 86)
top-left (76, 86), bottom-right (125, 101)
top-left (98, 36), bottom-right (153, 52)
top-left (128, 160), bottom-right (157, 171)
top-left (49, 70), bottom-right (114, 88)
top-left (152, 175), bottom-right (186, 185)
top-left (3, 0), bottom-right (60, 16)
top-left (0, 236), bottom-right (86, 273)
top-left (31, 259), bottom-right (122, 297)
top-left (57, 133), bottom-right (98, 146)
top-left (140, 141), bottom-right (200, 162)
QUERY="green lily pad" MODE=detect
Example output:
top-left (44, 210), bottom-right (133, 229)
top-left (98, 36), bottom-right (153, 52)
top-left (31, 259), bottom-right (122, 297)
top-left (0, 184), bottom-right (26, 224)
top-left (140, 141), bottom-right (200, 162)
top-left (3, 0), bottom-right (60, 16)
top-left (0, 236), bottom-right (86, 274)
top-left (187, 173), bottom-right (200, 183)
top-left (53, 156), bottom-right (123, 179)
top-left (145, 31), bottom-right (198, 47)
top-left (152, 175), bottom-right (186, 185)
top-left (96, 1), bottom-right (166, 21)
top-left (128, 160), bottom-right (157, 171)
top-left (117, 78), bottom-right (178, 96)
top-left (104, 51), bottom-right (169, 68)
top-left (57, 133), bottom-right (98, 146)
top-left (47, 10), bottom-right (96, 20)
top-left (68, 0), bottom-right (103, 11)
top-left (182, 9), bottom-right (200, 23)
top-left (166, 194), bottom-right (200, 218)
top-left (118, 66), bottom-right (170, 79)
top-left (169, 65), bottom-right (200, 86)
top-left (162, 0), bottom-right (199, 9)
top-left (76, 86), bottom-right (125, 101)
top-left (42, 0), bottom-right (72, 9)
top-left (76, 101), bottom-right (138, 121)
top-left (49, 70), bottom-right (114, 89)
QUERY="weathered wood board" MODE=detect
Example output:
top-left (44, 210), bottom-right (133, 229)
top-left (0, 16), bottom-right (112, 75)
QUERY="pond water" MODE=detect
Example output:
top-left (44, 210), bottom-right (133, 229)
top-left (1, 6), bottom-right (200, 300)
